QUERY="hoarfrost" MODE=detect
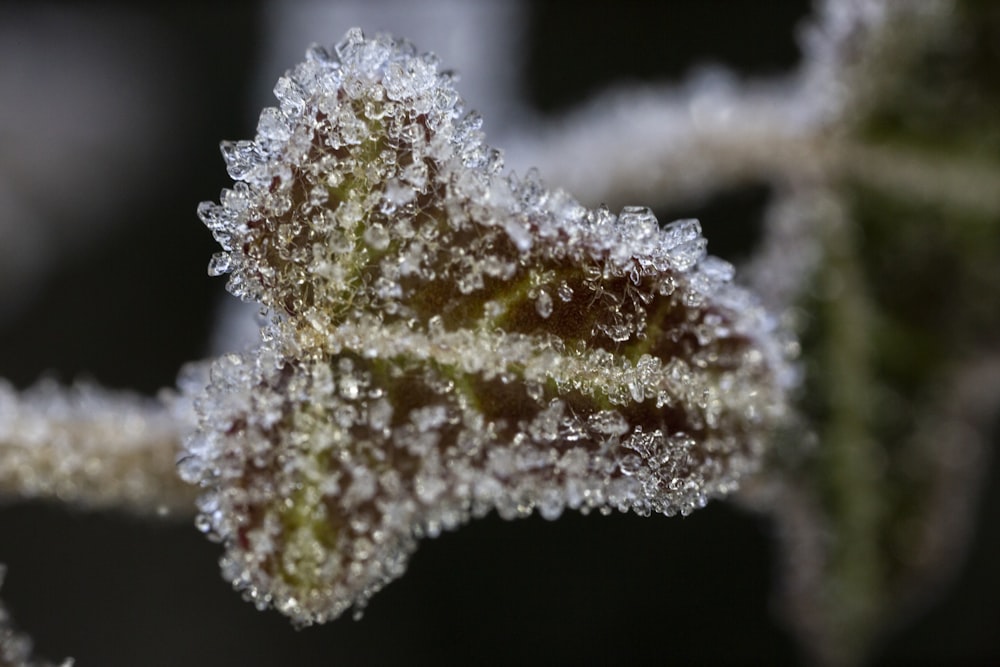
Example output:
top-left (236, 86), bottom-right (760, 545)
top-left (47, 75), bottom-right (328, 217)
top-left (186, 28), bottom-right (794, 626)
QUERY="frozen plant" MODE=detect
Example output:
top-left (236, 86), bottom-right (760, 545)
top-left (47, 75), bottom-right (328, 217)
top-left (2, 1), bottom-right (999, 665)
top-left (182, 28), bottom-right (793, 625)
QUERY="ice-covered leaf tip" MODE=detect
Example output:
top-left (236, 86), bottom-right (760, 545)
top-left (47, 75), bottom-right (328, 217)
top-left (183, 28), bottom-right (795, 625)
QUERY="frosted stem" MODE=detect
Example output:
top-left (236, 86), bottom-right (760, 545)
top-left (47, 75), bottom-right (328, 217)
top-left (507, 89), bottom-right (1000, 222)
top-left (834, 142), bottom-right (1000, 218)
top-left (503, 80), bottom-right (825, 209)
top-left (0, 379), bottom-right (197, 516)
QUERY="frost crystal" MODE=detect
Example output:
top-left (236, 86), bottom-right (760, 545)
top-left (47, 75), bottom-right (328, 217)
top-left (185, 28), bottom-right (794, 625)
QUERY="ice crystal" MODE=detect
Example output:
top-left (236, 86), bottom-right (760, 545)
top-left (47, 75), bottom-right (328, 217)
top-left (184, 28), bottom-right (794, 625)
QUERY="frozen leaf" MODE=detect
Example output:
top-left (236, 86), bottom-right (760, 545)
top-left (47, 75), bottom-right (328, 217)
top-left (185, 29), bottom-right (795, 625)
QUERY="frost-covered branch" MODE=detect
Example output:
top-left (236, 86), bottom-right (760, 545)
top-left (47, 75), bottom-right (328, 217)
top-left (504, 77), bottom-right (827, 209)
top-left (0, 379), bottom-right (197, 515)
top-left (506, 81), bottom-right (1000, 218)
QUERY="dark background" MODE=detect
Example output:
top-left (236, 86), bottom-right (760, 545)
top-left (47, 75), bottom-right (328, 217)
top-left (1, 2), bottom-right (997, 665)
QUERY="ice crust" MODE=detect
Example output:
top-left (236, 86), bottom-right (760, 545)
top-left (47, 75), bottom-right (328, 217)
top-left (186, 28), bottom-right (794, 625)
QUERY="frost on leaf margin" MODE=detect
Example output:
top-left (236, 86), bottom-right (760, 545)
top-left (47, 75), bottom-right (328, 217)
top-left (182, 28), bottom-right (795, 625)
